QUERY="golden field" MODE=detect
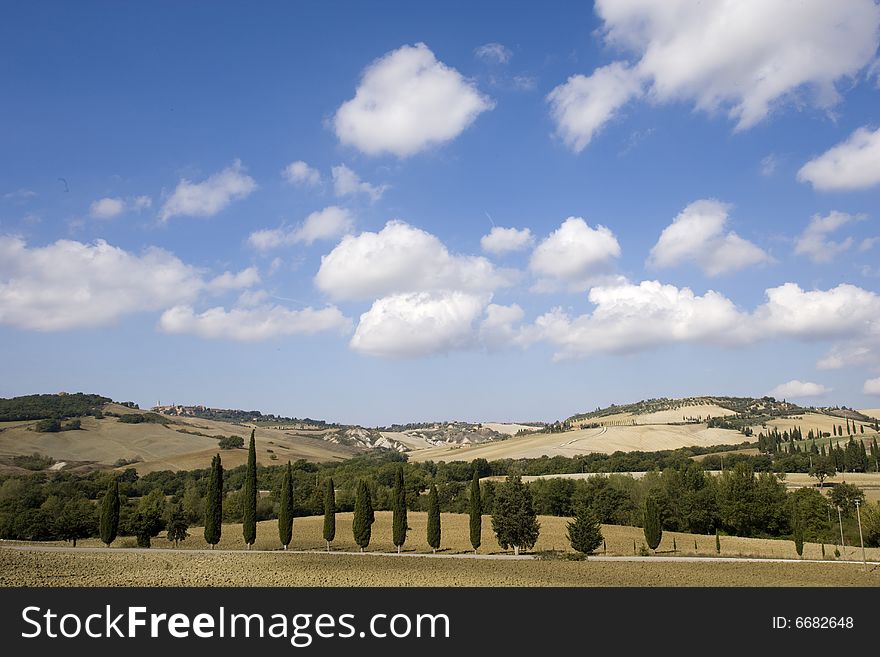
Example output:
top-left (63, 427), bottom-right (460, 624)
top-left (16, 511), bottom-right (880, 561)
top-left (0, 404), bottom-right (355, 474)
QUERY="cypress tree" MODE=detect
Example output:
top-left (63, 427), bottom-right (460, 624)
top-left (643, 494), bottom-right (662, 552)
top-left (242, 430), bottom-right (257, 549)
top-left (99, 478), bottom-right (120, 547)
top-left (468, 471), bottom-right (482, 553)
top-left (792, 505), bottom-right (804, 557)
top-left (427, 482), bottom-right (441, 553)
top-left (392, 466), bottom-right (407, 553)
top-left (204, 454), bottom-right (223, 549)
top-left (278, 461), bottom-right (294, 550)
top-left (566, 506), bottom-right (603, 555)
top-left (715, 530), bottom-right (721, 554)
top-left (352, 479), bottom-right (373, 552)
top-left (323, 477), bottom-right (336, 551)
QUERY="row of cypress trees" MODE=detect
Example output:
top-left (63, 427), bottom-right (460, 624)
top-left (97, 438), bottom-right (536, 555)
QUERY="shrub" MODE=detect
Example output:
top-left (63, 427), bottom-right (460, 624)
top-left (218, 435), bottom-right (244, 450)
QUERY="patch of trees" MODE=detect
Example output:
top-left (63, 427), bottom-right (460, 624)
top-left (0, 393), bottom-right (110, 422)
top-left (116, 413), bottom-right (171, 425)
top-left (218, 435), bottom-right (245, 449)
top-left (9, 453), bottom-right (55, 470)
top-left (33, 418), bottom-right (82, 433)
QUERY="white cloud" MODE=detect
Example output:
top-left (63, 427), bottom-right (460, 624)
top-left (159, 160), bottom-right (256, 222)
top-left (334, 43), bottom-right (494, 157)
top-left (89, 197), bottom-right (126, 219)
top-left (206, 267), bottom-right (260, 293)
top-left (648, 199), bottom-right (771, 275)
top-left (596, 0), bottom-right (880, 130)
top-left (533, 280), bottom-right (744, 358)
top-left (90, 195), bottom-right (153, 219)
top-left (797, 126), bottom-right (880, 191)
top-left (315, 220), bottom-right (512, 301)
top-left (248, 206), bottom-right (354, 250)
top-left (479, 303), bottom-right (528, 350)
top-left (760, 154), bottom-right (778, 177)
top-left (480, 226), bottom-right (534, 255)
top-left (525, 279), bottom-right (880, 360)
top-left (817, 343), bottom-right (877, 370)
top-left (3, 189), bottom-right (37, 201)
top-left (235, 289), bottom-right (269, 307)
top-left (350, 291), bottom-right (487, 358)
top-left (159, 304), bottom-right (351, 342)
top-left (331, 164), bottom-right (388, 201)
top-left (529, 217), bottom-right (621, 290)
top-left (768, 380), bottom-right (831, 399)
top-left (0, 236), bottom-right (205, 330)
top-left (860, 237), bottom-right (878, 252)
top-left (282, 160), bottom-right (321, 186)
top-left (794, 211), bottom-right (865, 263)
top-left (553, 1), bottom-right (880, 151)
top-left (547, 63), bottom-right (642, 152)
top-left (475, 43), bottom-right (512, 64)
top-left (864, 377), bottom-right (880, 395)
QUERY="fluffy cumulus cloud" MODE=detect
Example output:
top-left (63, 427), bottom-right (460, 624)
top-left (521, 279), bottom-right (880, 360)
top-left (480, 226), bottom-right (534, 255)
top-left (864, 377), bottom-right (880, 395)
top-left (532, 281), bottom-right (745, 358)
top-left (282, 160), bottom-right (321, 186)
top-left (551, 1), bottom-right (880, 151)
top-left (794, 211), bottom-right (865, 263)
top-left (333, 43), bottom-right (494, 157)
top-left (768, 380), bottom-right (831, 399)
top-left (479, 303), bottom-right (528, 350)
top-left (89, 195), bottom-right (152, 219)
top-left (248, 206), bottom-right (354, 250)
top-left (0, 236), bottom-right (205, 330)
top-left (159, 160), bottom-right (256, 222)
top-left (648, 199), bottom-right (771, 275)
top-left (529, 218), bottom-right (621, 290)
top-left (315, 220), bottom-right (511, 301)
top-left (331, 164), bottom-right (388, 201)
top-left (546, 63), bottom-right (643, 152)
top-left (350, 291), bottom-right (487, 358)
top-left (158, 304), bottom-right (351, 342)
top-left (797, 126), bottom-right (880, 191)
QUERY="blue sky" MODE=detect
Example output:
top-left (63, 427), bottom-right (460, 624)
top-left (2, 1), bottom-right (880, 425)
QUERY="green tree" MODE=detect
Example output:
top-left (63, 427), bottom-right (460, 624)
top-left (56, 497), bottom-right (97, 547)
top-left (181, 479), bottom-right (203, 524)
top-left (204, 454), bottom-right (223, 549)
top-left (830, 482), bottom-right (865, 517)
top-left (242, 431), bottom-right (257, 549)
top-left (643, 494), bottom-right (662, 552)
top-left (98, 479), bottom-right (120, 547)
top-left (491, 474), bottom-right (540, 556)
top-left (323, 477), bottom-right (336, 551)
top-left (567, 505), bottom-right (603, 555)
top-left (427, 482), bottom-right (441, 553)
top-left (166, 504), bottom-right (189, 547)
top-left (128, 491), bottom-right (165, 548)
top-left (809, 457), bottom-right (835, 486)
top-left (392, 466), bottom-right (407, 553)
top-left (278, 461), bottom-right (294, 550)
top-left (715, 530), bottom-right (721, 554)
top-left (469, 471), bottom-right (482, 553)
top-left (352, 479), bottom-right (374, 552)
top-left (791, 505), bottom-right (804, 557)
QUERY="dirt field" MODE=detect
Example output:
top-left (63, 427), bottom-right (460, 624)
top-left (2, 549), bottom-right (877, 587)
top-left (409, 424), bottom-right (742, 462)
top-left (0, 404), bottom-right (357, 474)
